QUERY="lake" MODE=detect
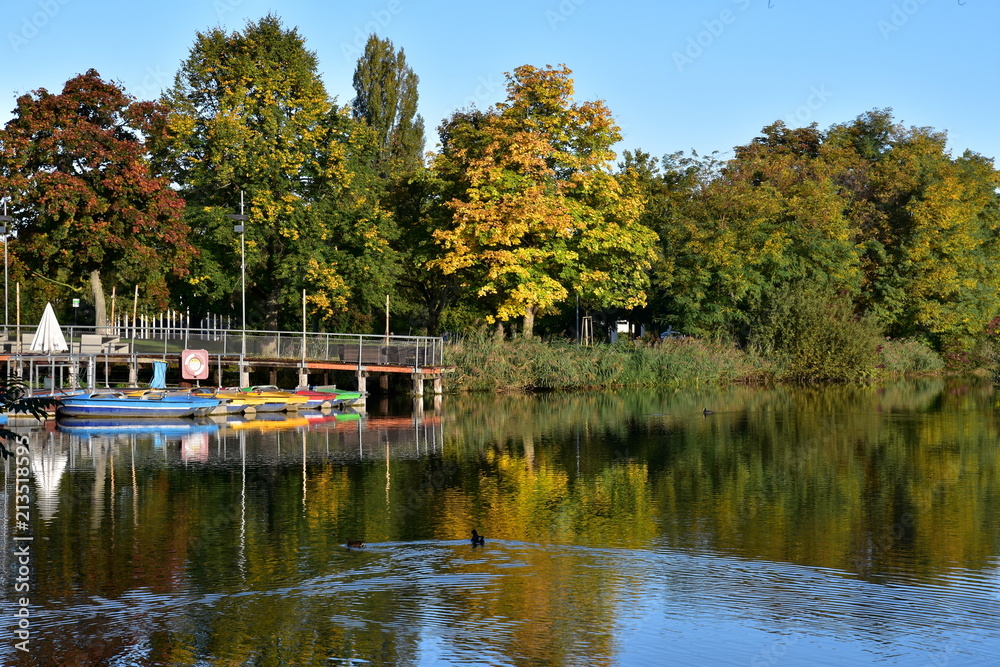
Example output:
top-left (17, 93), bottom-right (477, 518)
top-left (2, 379), bottom-right (999, 665)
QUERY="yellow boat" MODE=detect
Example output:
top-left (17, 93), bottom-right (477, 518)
top-left (232, 385), bottom-right (311, 412)
top-left (194, 387), bottom-right (288, 413)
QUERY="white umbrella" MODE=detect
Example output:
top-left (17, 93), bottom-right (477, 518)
top-left (30, 302), bottom-right (69, 353)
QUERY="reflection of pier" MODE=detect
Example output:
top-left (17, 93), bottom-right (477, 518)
top-left (3, 407), bottom-right (446, 546)
top-left (308, 414), bottom-right (444, 461)
top-left (13, 407), bottom-right (445, 475)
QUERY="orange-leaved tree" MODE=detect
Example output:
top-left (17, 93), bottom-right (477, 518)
top-left (0, 69), bottom-right (193, 326)
top-left (430, 65), bottom-right (657, 337)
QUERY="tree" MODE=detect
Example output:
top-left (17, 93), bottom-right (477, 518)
top-left (640, 109), bottom-right (1000, 355)
top-left (827, 111), bottom-right (1000, 349)
top-left (0, 69), bottom-right (193, 326)
top-left (644, 122), bottom-right (862, 340)
top-left (351, 34), bottom-right (425, 174)
top-left (157, 15), bottom-right (399, 331)
top-left (430, 65), bottom-right (657, 337)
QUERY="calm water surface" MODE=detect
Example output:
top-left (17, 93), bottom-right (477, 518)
top-left (2, 379), bottom-right (999, 665)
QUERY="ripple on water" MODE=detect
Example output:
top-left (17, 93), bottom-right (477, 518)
top-left (11, 541), bottom-right (1000, 666)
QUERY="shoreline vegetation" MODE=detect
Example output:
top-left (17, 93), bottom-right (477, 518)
top-left (4, 16), bottom-right (999, 380)
top-left (444, 333), bottom-right (950, 393)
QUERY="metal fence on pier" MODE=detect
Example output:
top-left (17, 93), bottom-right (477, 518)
top-left (2, 325), bottom-right (445, 370)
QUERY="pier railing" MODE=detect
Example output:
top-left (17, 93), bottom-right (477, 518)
top-left (1, 325), bottom-right (445, 369)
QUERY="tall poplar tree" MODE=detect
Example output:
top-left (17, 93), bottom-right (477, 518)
top-left (351, 34), bottom-right (425, 174)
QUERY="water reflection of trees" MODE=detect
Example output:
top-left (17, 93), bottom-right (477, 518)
top-left (442, 379), bottom-right (1000, 581)
top-left (13, 379), bottom-right (1000, 664)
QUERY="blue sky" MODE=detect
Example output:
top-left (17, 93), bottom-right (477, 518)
top-left (2, 0), bottom-right (997, 165)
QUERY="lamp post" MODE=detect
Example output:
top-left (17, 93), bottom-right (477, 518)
top-left (0, 201), bottom-right (10, 340)
top-left (228, 191), bottom-right (249, 387)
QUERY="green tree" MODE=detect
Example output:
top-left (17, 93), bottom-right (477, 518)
top-left (0, 69), bottom-right (193, 326)
top-left (351, 34), bottom-right (425, 175)
top-left (157, 15), bottom-right (398, 330)
top-left (827, 110), bottom-right (1000, 350)
top-left (647, 123), bottom-right (861, 340)
top-left (641, 109), bottom-right (1000, 358)
top-left (430, 65), bottom-right (657, 337)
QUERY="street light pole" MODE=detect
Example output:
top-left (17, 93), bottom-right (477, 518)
top-left (228, 191), bottom-right (249, 387)
top-left (0, 201), bottom-right (11, 341)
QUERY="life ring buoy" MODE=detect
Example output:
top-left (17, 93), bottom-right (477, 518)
top-left (181, 349), bottom-right (209, 379)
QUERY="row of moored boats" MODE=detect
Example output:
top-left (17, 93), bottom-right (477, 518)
top-left (53, 386), bottom-right (364, 419)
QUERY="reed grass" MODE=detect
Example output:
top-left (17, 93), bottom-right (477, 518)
top-left (444, 334), bottom-right (773, 392)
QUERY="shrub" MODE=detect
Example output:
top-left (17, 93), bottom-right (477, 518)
top-left (751, 284), bottom-right (883, 382)
top-left (878, 338), bottom-right (945, 375)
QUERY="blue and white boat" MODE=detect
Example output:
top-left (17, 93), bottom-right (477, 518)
top-left (57, 391), bottom-right (220, 419)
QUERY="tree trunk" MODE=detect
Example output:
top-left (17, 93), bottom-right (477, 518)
top-left (522, 306), bottom-right (535, 338)
top-left (90, 269), bottom-right (107, 332)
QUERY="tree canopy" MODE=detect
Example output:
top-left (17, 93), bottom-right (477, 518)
top-left (3, 15), bottom-right (999, 367)
top-left (156, 15), bottom-right (398, 330)
top-left (0, 69), bottom-right (193, 325)
top-left (352, 34), bottom-right (425, 175)
top-left (430, 65), bottom-right (657, 336)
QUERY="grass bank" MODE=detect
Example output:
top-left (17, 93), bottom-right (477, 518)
top-left (443, 334), bottom-right (946, 392)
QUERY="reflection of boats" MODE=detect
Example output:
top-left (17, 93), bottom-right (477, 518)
top-left (231, 412), bottom-right (311, 431)
top-left (57, 417), bottom-right (219, 436)
top-left (301, 410), bottom-right (328, 423)
top-left (57, 391), bottom-right (219, 418)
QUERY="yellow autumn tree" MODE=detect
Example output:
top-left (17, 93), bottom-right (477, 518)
top-left (430, 65), bottom-right (657, 336)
